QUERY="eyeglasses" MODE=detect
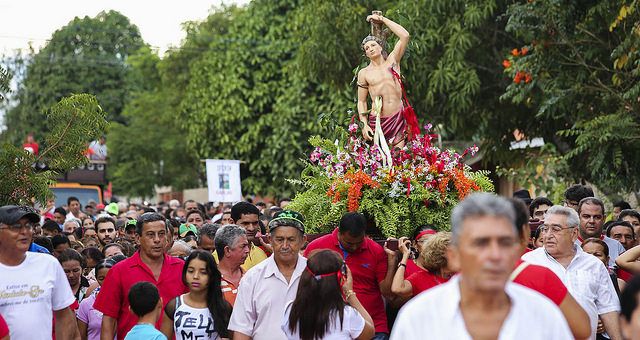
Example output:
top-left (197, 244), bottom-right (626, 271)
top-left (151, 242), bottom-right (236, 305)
top-left (540, 224), bottom-right (576, 234)
top-left (0, 222), bottom-right (35, 232)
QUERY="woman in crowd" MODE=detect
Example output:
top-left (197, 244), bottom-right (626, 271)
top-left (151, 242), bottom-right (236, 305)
top-left (391, 232), bottom-right (454, 298)
top-left (81, 247), bottom-right (105, 283)
top-left (80, 236), bottom-right (100, 249)
top-left (403, 226), bottom-right (437, 277)
top-left (283, 249), bottom-right (374, 340)
top-left (582, 238), bottom-right (626, 294)
top-left (186, 210), bottom-right (206, 228)
top-left (77, 259), bottom-right (115, 340)
top-left (161, 250), bottom-right (232, 340)
top-left (58, 248), bottom-right (91, 305)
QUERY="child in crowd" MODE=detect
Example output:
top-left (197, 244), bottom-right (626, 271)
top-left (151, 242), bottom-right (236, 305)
top-left (124, 282), bottom-right (166, 340)
top-left (161, 250), bottom-right (232, 340)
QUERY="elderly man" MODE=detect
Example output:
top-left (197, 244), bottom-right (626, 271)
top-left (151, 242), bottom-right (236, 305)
top-left (576, 198), bottom-right (625, 268)
top-left (94, 212), bottom-right (187, 340)
top-left (197, 223), bottom-right (218, 253)
top-left (0, 205), bottom-right (79, 339)
top-left (229, 210), bottom-right (307, 340)
top-left (215, 224), bottom-right (249, 306)
top-left (392, 194), bottom-right (572, 339)
top-left (522, 205), bottom-right (622, 340)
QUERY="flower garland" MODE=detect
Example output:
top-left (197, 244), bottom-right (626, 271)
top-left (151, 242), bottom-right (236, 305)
top-left (288, 123), bottom-right (493, 237)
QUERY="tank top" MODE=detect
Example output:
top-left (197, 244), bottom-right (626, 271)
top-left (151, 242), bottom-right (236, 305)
top-left (173, 294), bottom-right (219, 340)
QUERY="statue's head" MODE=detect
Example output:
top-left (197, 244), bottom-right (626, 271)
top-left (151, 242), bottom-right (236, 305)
top-left (362, 35), bottom-right (386, 59)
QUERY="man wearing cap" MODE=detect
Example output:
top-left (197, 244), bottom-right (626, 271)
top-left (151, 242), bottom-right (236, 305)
top-left (178, 223), bottom-right (198, 239)
top-left (94, 212), bottom-right (187, 340)
top-left (229, 210), bottom-right (307, 340)
top-left (0, 205), bottom-right (80, 339)
top-left (304, 212), bottom-right (395, 339)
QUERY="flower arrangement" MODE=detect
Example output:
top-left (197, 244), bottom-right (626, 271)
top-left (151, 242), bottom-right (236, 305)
top-left (287, 123), bottom-right (494, 238)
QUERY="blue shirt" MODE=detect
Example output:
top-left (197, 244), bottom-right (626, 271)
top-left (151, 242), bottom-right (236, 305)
top-left (28, 242), bottom-right (50, 254)
top-left (124, 324), bottom-right (166, 340)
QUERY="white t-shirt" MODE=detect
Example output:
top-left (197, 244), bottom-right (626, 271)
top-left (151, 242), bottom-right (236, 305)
top-left (391, 275), bottom-right (572, 340)
top-left (173, 294), bottom-right (219, 340)
top-left (281, 302), bottom-right (365, 340)
top-left (0, 252), bottom-right (76, 339)
top-left (89, 140), bottom-right (107, 160)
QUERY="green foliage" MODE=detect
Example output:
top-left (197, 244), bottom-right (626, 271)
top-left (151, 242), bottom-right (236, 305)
top-left (0, 65), bottom-right (10, 101)
top-left (180, 1), bottom-right (353, 195)
top-left (0, 94), bottom-right (107, 205)
top-left (502, 0), bottom-right (640, 193)
top-left (1, 10), bottom-right (144, 145)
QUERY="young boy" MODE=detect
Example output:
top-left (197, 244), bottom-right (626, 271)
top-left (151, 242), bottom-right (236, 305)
top-left (124, 282), bottom-right (167, 340)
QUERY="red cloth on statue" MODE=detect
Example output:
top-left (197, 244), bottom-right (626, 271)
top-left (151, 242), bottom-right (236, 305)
top-left (368, 108), bottom-right (408, 147)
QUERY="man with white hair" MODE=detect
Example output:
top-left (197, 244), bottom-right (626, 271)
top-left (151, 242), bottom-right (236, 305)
top-left (522, 205), bottom-right (622, 340)
top-left (391, 193), bottom-right (572, 339)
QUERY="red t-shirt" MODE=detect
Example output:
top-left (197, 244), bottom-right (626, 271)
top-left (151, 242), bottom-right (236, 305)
top-left (404, 258), bottom-right (421, 278)
top-left (512, 259), bottom-right (568, 305)
top-left (617, 268), bottom-right (633, 282)
top-left (406, 269), bottom-right (449, 296)
top-left (304, 228), bottom-right (389, 334)
top-left (23, 142), bottom-right (39, 155)
top-left (0, 313), bottom-right (8, 338)
top-left (93, 252), bottom-right (187, 340)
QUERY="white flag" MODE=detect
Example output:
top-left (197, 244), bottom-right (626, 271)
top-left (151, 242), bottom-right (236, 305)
top-left (206, 159), bottom-right (242, 203)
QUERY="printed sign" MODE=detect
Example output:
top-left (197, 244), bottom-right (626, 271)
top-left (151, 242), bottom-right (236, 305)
top-left (206, 159), bottom-right (242, 203)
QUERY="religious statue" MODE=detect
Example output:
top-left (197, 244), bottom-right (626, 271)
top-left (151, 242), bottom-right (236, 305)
top-left (357, 11), bottom-right (420, 162)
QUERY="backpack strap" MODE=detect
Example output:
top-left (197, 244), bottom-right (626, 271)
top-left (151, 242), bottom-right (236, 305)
top-left (509, 261), bottom-right (530, 281)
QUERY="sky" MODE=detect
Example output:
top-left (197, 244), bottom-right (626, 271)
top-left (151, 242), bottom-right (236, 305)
top-left (0, 0), bottom-right (249, 55)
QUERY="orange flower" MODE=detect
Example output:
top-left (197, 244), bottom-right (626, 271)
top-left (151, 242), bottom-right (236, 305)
top-left (511, 48), bottom-right (520, 57)
top-left (521, 47), bottom-right (529, 55)
top-left (525, 73), bottom-right (532, 83)
top-left (513, 71), bottom-right (524, 84)
top-left (502, 59), bottom-right (512, 68)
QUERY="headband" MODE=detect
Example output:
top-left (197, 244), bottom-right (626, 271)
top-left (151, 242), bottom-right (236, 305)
top-left (416, 229), bottom-right (437, 240)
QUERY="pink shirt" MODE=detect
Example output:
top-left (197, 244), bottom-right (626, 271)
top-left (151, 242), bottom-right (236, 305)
top-left (93, 252), bottom-right (187, 340)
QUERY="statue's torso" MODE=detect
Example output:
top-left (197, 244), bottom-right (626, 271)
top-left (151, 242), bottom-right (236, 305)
top-left (363, 62), bottom-right (403, 116)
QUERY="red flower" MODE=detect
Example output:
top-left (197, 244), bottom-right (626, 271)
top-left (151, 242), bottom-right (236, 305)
top-left (521, 47), bottom-right (529, 56)
top-left (511, 48), bottom-right (520, 57)
top-left (502, 59), bottom-right (512, 68)
top-left (525, 73), bottom-right (532, 83)
top-left (513, 71), bottom-right (525, 84)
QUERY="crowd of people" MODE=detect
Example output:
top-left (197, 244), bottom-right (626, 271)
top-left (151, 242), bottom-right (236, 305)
top-left (2, 184), bottom-right (640, 339)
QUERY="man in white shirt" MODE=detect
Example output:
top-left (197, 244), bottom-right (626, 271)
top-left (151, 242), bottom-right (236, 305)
top-left (522, 205), bottom-right (622, 340)
top-left (575, 197), bottom-right (625, 268)
top-left (392, 193), bottom-right (572, 340)
top-left (229, 210), bottom-right (307, 340)
top-left (0, 205), bottom-right (79, 339)
top-left (89, 135), bottom-right (108, 160)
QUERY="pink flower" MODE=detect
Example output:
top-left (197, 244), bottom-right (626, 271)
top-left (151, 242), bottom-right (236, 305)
top-left (348, 123), bottom-right (358, 133)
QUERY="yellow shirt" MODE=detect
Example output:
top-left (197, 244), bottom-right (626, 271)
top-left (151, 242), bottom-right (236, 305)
top-left (212, 244), bottom-right (268, 272)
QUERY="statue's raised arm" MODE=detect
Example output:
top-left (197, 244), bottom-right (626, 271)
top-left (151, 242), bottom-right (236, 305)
top-left (366, 13), bottom-right (410, 64)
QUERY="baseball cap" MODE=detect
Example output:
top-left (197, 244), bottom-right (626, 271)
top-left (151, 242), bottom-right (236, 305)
top-left (105, 203), bottom-right (119, 216)
top-left (0, 205), bottom-right (40, 225)
top-left (179, 224), bottom-right (198, 238)
top-left (268, 210), bottom-right (305, 233)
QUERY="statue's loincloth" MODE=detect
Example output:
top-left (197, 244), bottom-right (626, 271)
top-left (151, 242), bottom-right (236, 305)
top-left (368, 107), bottom-right (407, 147)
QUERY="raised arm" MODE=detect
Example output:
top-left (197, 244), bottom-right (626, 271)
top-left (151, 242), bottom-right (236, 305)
top-left (615, 244), bottom-right (640, 272)
top-left (367, 14), bottom-right (410, 63)
top-left (391, 237), bottom-right (414, 298)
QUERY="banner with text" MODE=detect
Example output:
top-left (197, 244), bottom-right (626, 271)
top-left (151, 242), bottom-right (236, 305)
top-left (206, 159), bottom-right (242, 203)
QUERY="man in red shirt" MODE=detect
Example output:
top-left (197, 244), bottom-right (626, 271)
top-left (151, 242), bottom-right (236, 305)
top-left (304, 212), bottom-right (394, 339)
top-left (94, 212), bottom-right (187, 340)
